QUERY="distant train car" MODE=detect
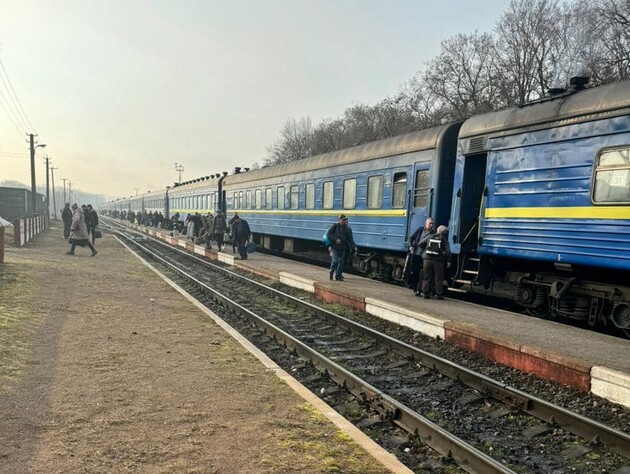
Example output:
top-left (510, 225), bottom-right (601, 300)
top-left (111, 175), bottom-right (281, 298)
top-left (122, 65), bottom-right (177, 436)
top-left (168, 175), bottom-right (224, 221)
top-left (222, 123), bottom-right (461, 280)
top-left (449, 77), bottom-right (630, 335)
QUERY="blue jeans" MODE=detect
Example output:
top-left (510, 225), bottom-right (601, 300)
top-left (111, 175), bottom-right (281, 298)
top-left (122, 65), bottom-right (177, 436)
top-left (330, 248), bottom-right (346, 279)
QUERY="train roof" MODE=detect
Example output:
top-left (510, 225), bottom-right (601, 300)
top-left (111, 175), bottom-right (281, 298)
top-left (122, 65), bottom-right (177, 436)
top-left (225, 122), bottom-right (460, 185)
top-left (460, 78), bottom-right (630, 139)
top-left (169, 177), bottom-right (221, 195)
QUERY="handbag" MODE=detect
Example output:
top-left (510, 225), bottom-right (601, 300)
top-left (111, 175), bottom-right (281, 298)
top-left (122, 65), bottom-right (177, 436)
top-left (93, 225), bottom-right (103, 239)
top-left (245, 242), bottom-right (256, 253)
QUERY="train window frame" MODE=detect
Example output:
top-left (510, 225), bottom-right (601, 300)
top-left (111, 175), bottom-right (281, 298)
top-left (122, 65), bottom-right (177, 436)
top-left (592, 146), bottom-right (630, 204)
top-left (343, 178), bottom-right (357, 209)
top-left (367, 175), bottom-right (383, 209)
top-left (239, 191), bottom-right (243, 210)
top-left (305, 183), bottom-right (315, 209)
top-left (266, 188), bottom-right (272, 210)
top-left (233, 192), bottom-right (238, 210)
top-left (322, 181), bottom-right (334, 209)
top-left (392, 172), bottom-right (407, 209)
top-left (255, 189), bottom-right (262, 209)
top-left (246, 190), bottom-right (251, 209)
top-left (413, 170), bottom-right (430, 208)
top-left (290, 185), bottom-right (299, 209)
top-left (277, 186), bottom-right (285, 210)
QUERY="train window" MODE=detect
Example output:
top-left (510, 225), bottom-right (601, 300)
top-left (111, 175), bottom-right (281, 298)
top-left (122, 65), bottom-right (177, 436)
top-left (290, 185), bottom-right (299, 209)
top-left (367, 175), bottom-right (383, 209)
top-left (246, 190), bottom-right (251, 209)
top-left (322, 181), bottom-right (334, 209)
top-left (255, 189), bottom-right (262, 209)
top-left (305, 183), bottom-right (315, 209)
top-left (392, 172), bottom-right (407, 209)
top-left (277, 187), bottom-right (285, 210)
top-left (239, 191), bottom-right (243, 210)
top-left (233, 192), bottom-right (238, 209)
top-left (414, 170), bottom-right (430, 208)
top-left (343, 179), bottom-right (356, 209)
top-left (266, 188), bottom-right (272, 210)
top-left (593, 147), bottom-right (630, 203)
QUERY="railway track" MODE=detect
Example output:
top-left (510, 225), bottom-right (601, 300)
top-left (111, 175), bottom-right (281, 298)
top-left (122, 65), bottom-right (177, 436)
top-left (104, 219), bottom-right (630, 473)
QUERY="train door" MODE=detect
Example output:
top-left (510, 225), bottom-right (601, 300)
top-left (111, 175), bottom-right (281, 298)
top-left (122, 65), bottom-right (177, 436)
top-left (407, 163), bottom-right (431, 239)
top-left (457, 153), bottom-right (487, 253)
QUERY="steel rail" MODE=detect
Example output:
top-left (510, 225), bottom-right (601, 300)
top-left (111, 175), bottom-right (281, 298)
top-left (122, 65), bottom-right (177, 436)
top-left (107, 220), bottom-right (630, 459)
top-left (115, 230), bottom-right (516, 474)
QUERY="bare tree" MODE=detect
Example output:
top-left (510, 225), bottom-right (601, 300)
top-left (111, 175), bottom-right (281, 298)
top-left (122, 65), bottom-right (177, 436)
top-left (265, 117), bottom-right (314, 165)
top-left (495, 0), bottom-right (568, 103)
top-left (423, 32), bottom-right (500, 120)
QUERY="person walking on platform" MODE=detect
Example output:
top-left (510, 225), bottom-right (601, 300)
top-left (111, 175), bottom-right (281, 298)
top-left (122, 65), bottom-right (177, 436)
top-left (326, 215), bottom-right (355, 281)
top-left (61, 202), bottom-right (72, 239)
top-left (231, 214), bottom-right (251, 260)
top-left (421, 225), bottom-right (451, 299)
top-left (409, 217), bottom-right (435, 296)
top-left (211, 210), bottom-right (228, 251)
top-left (87, 204), bottom-right (99, 245)
top-left (67, 203), bottom-right (97, 257)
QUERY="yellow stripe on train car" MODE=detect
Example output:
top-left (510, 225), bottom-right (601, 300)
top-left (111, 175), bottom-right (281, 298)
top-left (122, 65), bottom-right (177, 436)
top-left (170, 209), bottom-right (408, 217)
top-left (485, 206), bottom-right (630, 220)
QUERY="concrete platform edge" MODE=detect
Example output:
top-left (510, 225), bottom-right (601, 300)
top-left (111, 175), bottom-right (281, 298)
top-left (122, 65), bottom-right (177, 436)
top-left (279, 271), bottom-right (316, 293)
top-left (115, 235), bottom-right (412, 474)
top-left (365, 297), bottom-right (445, 340)
top-left (591, 366), bottom-right (630, 409)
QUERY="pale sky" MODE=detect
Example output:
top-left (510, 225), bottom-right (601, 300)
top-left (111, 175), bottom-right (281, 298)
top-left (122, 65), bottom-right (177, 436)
top-left (0, 0), bottom-right (508, 199)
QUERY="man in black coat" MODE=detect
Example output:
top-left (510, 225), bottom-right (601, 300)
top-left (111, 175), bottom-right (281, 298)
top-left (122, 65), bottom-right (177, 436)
top-left (326, 214), bottom-right (356, 281)
top-left (231, 214), bottom-right (251, 260)
top-left (87, 204), bottom-right (99, 245)
top-left (408, 217), bottom-right (435, 296)
top-left (421, 225), bottom-right (451, 300)
top-left (61, 202), bottom-right (73, 239)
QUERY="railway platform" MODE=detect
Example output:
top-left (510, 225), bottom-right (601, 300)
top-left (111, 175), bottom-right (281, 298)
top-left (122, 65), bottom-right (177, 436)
top-left (0, 225), bottom-right (407, 473)
top-left (130, 221), bottom-right (630, 409)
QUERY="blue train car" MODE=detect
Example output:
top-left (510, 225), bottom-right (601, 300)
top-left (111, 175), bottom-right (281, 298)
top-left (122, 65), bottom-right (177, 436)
top-left (168, 175), bottom-right (223, 222)
top-left (223, 123), bottom-right (461, 280)
top-left (449, 78), bottom-right (630, 335)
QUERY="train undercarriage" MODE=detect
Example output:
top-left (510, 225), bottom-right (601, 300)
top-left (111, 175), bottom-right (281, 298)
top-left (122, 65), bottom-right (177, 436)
top-left (453, 254), bottom-right (630, 339)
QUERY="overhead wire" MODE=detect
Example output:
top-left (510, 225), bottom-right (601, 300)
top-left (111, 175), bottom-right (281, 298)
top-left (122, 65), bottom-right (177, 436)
top-left (0, 56), bottom-right (35, 133)
top-left (0, 90), bottom-right (27, 137)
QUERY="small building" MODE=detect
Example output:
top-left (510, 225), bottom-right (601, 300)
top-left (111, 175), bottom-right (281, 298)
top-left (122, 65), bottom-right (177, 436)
top-left (0, 186), bottom-right (46, 221)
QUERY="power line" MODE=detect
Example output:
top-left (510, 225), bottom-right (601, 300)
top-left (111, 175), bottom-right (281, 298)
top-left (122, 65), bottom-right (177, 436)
top-left (0, 56), bottom-right (35, 132)
top-left (0, 90), bottom-right (26, 137)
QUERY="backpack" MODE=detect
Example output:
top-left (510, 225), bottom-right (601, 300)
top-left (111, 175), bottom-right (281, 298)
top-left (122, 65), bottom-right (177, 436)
top-left (425, 236), bottom-right (444, 256)
top-left (322, 230), bottom-right (332, 247)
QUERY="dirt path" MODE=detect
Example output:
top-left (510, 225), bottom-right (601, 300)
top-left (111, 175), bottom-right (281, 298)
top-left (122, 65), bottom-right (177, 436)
top-left (0, 225), bottom-right (391, 473)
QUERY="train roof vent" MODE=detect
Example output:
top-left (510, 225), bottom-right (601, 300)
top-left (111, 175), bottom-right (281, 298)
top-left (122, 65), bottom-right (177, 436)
top-left (466, 136), bottom-right (487, 154)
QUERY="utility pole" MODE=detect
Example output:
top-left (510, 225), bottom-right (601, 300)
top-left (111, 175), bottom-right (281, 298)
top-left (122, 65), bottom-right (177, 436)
top-left (44, 156), bottom-right (51, 218)
top-left (28, 134), bottom-right (46, 215)
top-left (61, 178), bottom-right (68, 204)
top-left (68, 181), bottom-right (72, 204)
top-left (50, 167), bottom-right (58, 218)
top-left (29, 134), bottom-right (36, 214)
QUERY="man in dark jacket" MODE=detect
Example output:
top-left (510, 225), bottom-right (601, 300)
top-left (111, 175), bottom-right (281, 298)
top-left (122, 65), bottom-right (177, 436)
top-left (326, 214), bottom-right (356, 281)
top-left (231, 214), bottom-right (251, 260)
top-left (421, 225), bottom-right (451, 300)
top-left (61, 202), bottom-right (72, 239)
top-left (211, 210), bottom-right (228, 251)
top-left (86, 204), bottom-right (99, 245)
top-left (408, 217), bottom-right (435, 296)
